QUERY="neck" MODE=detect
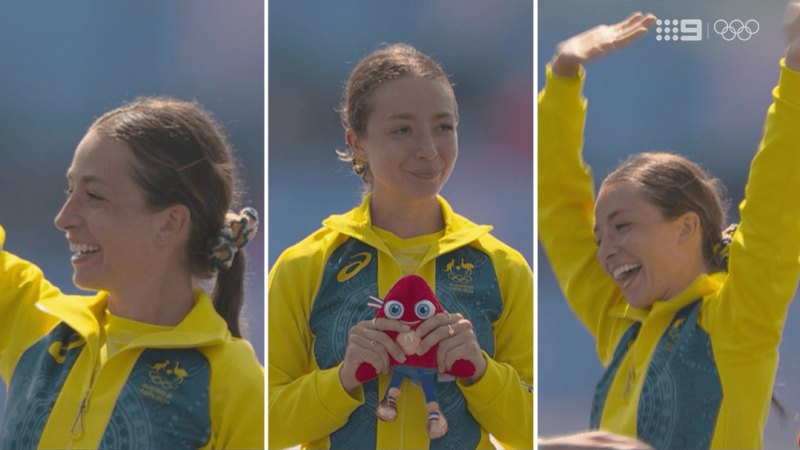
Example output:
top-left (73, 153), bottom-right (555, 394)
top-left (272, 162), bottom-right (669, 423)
top-left (106, 269), bottom-right (195, 326)
top-left (369, 192), bottom-right (444, 238)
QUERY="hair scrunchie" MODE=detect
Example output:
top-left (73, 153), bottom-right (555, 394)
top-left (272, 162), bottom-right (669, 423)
top-left (712, 223), bottom-right (738, 271)
top-left (209, 207), bottom-right (259, 271)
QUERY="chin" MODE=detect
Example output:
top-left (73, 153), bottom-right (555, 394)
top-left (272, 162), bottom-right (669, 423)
top-left (72, 273), bottom-right (104, 292)
top-left (627, 297), bottom-right (656, 309)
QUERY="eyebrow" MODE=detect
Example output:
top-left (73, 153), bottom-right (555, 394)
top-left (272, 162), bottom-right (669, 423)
top-left (66, 172), bottom-right (110, 186)
top-left (386, 112), bottom-right (455, 121)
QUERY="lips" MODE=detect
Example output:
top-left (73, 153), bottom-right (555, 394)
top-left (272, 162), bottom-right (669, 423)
top-left (406, 168), bottom-right (441, 179)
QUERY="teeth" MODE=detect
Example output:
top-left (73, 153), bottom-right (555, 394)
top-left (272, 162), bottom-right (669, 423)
top-left (69, 243), bottom-right (100, 255)
top-left (613, 263), bottom-right (640, 280)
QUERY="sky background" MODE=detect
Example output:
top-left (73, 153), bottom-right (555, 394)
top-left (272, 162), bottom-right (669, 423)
top-left (538, 1), bottom-right (800, 447)
top-left (0, 0), bottom-right (263, 418)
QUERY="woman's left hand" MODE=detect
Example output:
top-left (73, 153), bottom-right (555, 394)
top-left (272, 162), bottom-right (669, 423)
top-left (784, 0), bottom-right (800, 70)
top-left (414, 312), bottom-right (487, 383)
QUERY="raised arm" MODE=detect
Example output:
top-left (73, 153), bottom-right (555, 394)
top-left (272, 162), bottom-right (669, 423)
top-left (538, 13), bottom-right (654, 359)
top-left (0, 226), bottom-right (61, 381)
top-left (714, 0), bottom-right (800, 345)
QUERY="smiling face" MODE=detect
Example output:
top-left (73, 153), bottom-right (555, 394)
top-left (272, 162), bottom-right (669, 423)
top-left (351, 76), bottom-right (458, 204)
top-left (54, 130), bottom-right (164, 292)
top-left (594, 181), bottom-right (704, 308)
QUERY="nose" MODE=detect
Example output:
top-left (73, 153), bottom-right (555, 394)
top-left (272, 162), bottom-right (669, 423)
top-left (596, 234), bottom-right (618, 264)
top-left (55, 194), bottom-right (79, 232)
top-left (415, 128), bottom-right (438, 160)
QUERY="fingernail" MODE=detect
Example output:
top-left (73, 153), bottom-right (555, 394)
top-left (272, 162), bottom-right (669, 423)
top-left (416, 347), bottom-right (424, 355)
top-left (398, 355), bottom-right (406, 362)
top-left (401, 324), bottom-right (411, 332)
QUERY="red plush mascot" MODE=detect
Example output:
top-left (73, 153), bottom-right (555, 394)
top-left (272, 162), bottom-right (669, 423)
top-left (355, 274), bottom-right (475, 439)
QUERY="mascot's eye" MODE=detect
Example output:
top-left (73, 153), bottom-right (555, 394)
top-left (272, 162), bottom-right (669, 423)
top-left (384, 300), bottom-right (404, 319)
top-left (415, 300), bottom-right (435, 319)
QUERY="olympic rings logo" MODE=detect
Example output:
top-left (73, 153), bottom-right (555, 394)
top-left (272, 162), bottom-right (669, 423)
top-left (713, 19), bottom-right (759, 41)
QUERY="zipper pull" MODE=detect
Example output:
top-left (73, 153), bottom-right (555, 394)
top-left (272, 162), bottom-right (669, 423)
top-left (70, 395), bottom-right (89, 439)
top-left (624, 365), bottom-right (635, 400)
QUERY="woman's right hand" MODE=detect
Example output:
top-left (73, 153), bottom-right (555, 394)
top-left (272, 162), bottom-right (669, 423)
top-left (338, 317), bottom-right (410, 393)
top-left (551, 12), bottom-right (656, 78)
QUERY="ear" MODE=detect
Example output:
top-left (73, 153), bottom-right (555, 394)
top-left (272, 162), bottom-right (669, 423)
top-left (345, 129), bottom-right (366, 162)
top-left (155, 204), bottom-right (191, 246)
top-left (676, 211), bottom-right (701, 245)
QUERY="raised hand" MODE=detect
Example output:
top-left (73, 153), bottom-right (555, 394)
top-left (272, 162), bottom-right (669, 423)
top-left (784, 0), bottom-right (800, 70)
top-left (551, 12), bottom-right (657, 78)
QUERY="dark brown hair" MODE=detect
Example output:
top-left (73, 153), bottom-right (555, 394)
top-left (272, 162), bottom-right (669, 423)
top-left (91, 97), bottom-right (247, 337)
top-left (602, 152), bottom-right (730, 269)
top-left (337, 43), bottom-right (458, 183)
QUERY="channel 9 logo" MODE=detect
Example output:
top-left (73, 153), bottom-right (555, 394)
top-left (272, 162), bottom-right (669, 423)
top-left (655, 18), bottom-right (759, 42)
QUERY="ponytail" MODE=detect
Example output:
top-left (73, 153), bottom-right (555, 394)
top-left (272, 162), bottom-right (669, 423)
top-left (212, 249), bottom-right (247, 338)
top-left (208, 207), bottom-right (258, 338)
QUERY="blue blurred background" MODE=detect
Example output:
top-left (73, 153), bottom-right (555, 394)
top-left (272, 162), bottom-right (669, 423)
top-left (0, 0), bottom-right (263, 418)
top-left (268, 1), bottom-right (533, 269)
top-left (538, 1), bottom-right (800, 447)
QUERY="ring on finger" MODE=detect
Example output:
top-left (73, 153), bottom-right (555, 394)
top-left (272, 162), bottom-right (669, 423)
top-left (447, 324), bottom-right (455, 337)
top-left (372, 317), bottom-right (377, 330)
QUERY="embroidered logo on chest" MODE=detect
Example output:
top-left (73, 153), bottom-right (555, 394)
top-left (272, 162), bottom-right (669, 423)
top-left (139, 360), bottom-right (189, 405)
top-left (443, 256), bottom-right (476, 294)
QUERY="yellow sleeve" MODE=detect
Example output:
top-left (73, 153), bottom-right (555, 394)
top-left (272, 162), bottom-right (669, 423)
top-left (0, 226), bottom-right (62, 381)
top-left (458, 247), bottom-right (533, 448)
top-left (267, 241), bottom-right (363, 449)
top-left (537, 66), bottom-right (627, 364)
top-left (205, 341), bottom-right (265, 450)
top-left (713, 59), bottom-right (800, 340)
top-left (707, 60), bottom-right (800, 448)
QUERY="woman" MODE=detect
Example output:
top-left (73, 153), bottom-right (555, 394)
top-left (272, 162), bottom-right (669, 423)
top-left (268, 43), bottom-right (533, 449)
top-left (0, 98), bottom-right (263, 449)
top-left (539, 5), bottom-right (800, 449)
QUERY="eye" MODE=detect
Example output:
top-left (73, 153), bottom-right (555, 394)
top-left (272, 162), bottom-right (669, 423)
top-left (614, 223), bottom-right (630, 231)
top-left (384, 300), bottom-right (404, 319)
top-left (414, 300), bottom-right (435, 320)
top-left (87, 191), bottom-right (105, 201)
top-left (436, 123), bottom-right (455, 132)
top-left (392, 126), bottom-right (411, 135)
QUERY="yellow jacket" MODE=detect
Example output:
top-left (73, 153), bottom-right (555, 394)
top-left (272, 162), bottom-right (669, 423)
top-left (268, 195), bottom-right (533, 449)
top-left (0, 226), bottom-right (264, 449)
top-left (538, 60), bottom-right (800, 449)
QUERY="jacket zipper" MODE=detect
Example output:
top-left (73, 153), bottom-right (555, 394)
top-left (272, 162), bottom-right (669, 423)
top-left (70, 369), bottom-right (97, 441)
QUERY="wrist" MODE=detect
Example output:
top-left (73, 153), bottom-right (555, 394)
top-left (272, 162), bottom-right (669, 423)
top-left (551, 54), bottom-right (581, 78)
top-left (339, 364), bottom-right (358, 393)
top-left (462, 355), bottom-right (488, 385)
top-left (786, 38), bottom-right (800, 71)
